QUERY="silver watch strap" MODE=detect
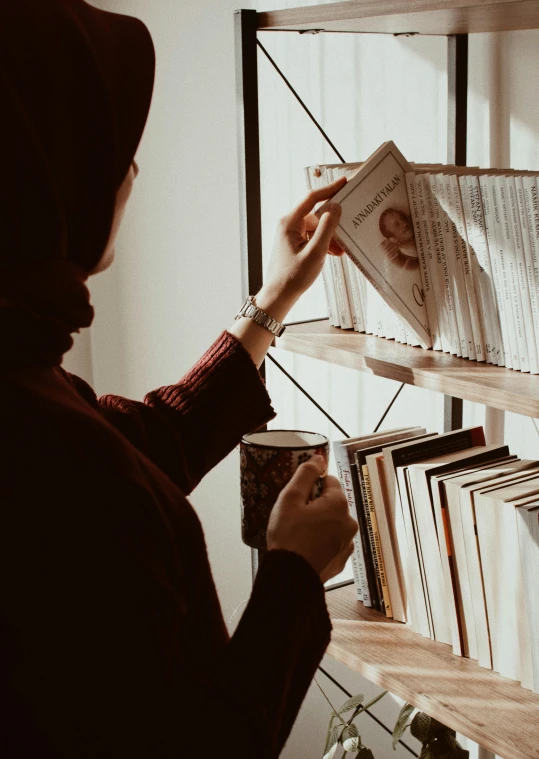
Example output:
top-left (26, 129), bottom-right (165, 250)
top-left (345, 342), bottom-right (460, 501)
top-left (235, 296), bottom-right (286, 338)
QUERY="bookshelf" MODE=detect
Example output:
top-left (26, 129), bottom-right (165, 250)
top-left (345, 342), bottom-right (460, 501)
top-left (234, 4), bottom-right (539, 758)
top-left (257, 0), bottom-right (539, 36)
top-left (276, 319), bottom-right (539, 418)
top-left (326, 584), bottom-right (539, 759)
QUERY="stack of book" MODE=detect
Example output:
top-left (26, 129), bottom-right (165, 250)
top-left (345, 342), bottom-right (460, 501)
top-left (334, 426), bottom-right (539, 692)
top-left (307, 142), bottom-right (539, 372)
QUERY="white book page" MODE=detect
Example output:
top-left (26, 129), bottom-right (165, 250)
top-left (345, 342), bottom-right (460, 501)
top-left (490, 176), bottom-right (521, 370)
top-left (463, 175), bottom-right (502, 365)
top-left (407, 172), bottom-right (440, 350)
top-left (479, 175), bottom-right (512, 368)
top-left (516, 504), bottom-right (539, 691)
top-left (497, 176), bottom-right (528, 371)
top-left (515, 176), bottom-right (539, 370)
top-left (523, 176), bottom-right (539, 358)
top-left (425, 174), bottom-right (460, 354)
top-left (333, 440), bottom-right (366, 602)
top-left (449, 174), bottom-right (485, 361)
top-left (507, 176), bottom-right (537, 373)
top-left (438, 172), bottom-right (473, 359)
top-left (418, 174), bottom-right (451, 351)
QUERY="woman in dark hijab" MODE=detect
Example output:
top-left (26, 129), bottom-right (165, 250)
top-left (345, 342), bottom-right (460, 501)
top-left (0, 1), bottom-right (356, 756)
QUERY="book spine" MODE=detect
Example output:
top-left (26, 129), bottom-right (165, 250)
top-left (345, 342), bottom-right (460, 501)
top-left (372, 288), bottom-right (385, 339)
top-left (341, 255), bottom-right (361, 331)
top-left (417, 174), bottom-right (450, 351)
top-left (491, 176), bottom-right (521, 369)
top-left (362, 464), bottom-right (393, 617)
top-left (516, 176), bottom-right (539, 372)
top-left (396, 466), bottom-right (432, 637)
top-left (464, 175), bottom-right (502, 365)
top-left (496, 176), bottom-right (527, 371)
top-left (516, 506), bottom-right (539, 693)
top-left (430, 479), bottom-right (464, 656)
top-left (406, 172), bottom-right (439, 350)
top-left (344, 256), bottom-right (363, 332)
top-left (357, 463), bottom-right (384, 611)
top-left (523, 176), bottom-right (539, 362)
top-left (450, 174), bottom-right (486, 362)
top-left (479, 175), bottom-right (511, 367)
top-left (381, 300), bottom-right (395, 340)
top-left (409, 466), bottom-right (453, 645)
top-left (374, 456), bottom-right (407, 621)
top-left (441, 172), bottom-right (475, 359)
top-left (425, 174), bottom-right (460, 355)
top-left (507, 176), bottom-right (537, 373)
top-left (459, 490), bottom-right (492, 668)
top-left (333, 441), bottom-right (368, 604)
top-left (350, 461), bottom-right (378, 609)
top-left (352, 270), bottom-right (367, 332)
top-left (335, 256), bottom-right (354, 329)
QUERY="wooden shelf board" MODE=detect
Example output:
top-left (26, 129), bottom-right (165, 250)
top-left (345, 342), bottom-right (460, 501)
top-left (275, 320), bottom-right (539, 418)
top-left (257, 0), bottom-right (539, 35)
top-left (326, 584), bottom-right (539, 759)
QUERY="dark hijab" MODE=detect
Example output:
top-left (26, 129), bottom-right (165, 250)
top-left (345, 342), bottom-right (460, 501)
top-left (0, 0), bottom-right (155, 367)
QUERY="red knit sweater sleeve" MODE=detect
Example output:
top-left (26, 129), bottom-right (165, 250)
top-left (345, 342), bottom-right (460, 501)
top-left (93, 331), bottom-right (275, 494)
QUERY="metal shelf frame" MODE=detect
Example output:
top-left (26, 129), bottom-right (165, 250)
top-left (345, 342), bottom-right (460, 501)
top-left (234, 8), bottom-right (468, 432)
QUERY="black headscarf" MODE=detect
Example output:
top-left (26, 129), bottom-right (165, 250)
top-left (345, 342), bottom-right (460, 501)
top-left (0, 0), bottom-right (155, 366)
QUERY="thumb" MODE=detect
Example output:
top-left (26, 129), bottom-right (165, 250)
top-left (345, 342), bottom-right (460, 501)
top-left (282, 455), bottom-right (326, 504)
top-left (307, 203), bottom-right (342, 258)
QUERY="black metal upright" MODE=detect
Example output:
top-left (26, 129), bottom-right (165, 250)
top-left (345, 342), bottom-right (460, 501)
top-left (234, 9), bottom-right (264, 301)
top-left (235, 10), bottom-right (264, 580)
top-left (444, 34), bottom-right (468, 432)
top-left (447, 34), bottom-right (469, 167)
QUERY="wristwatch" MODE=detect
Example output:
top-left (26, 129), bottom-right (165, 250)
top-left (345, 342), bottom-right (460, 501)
top-left (235, 295), bottom-right (286, 338)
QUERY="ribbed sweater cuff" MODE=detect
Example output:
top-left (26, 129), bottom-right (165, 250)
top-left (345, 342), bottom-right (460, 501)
top-left (150, 331), bottom-right (275, 433)
top-left (145, 331), bottom-right (276, 490)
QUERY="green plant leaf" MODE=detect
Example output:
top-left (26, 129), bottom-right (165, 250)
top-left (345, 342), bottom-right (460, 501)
top-left (338, 694), bottom-right (365, 715)
top-left (392, 703), bottom-right (416, 750)
top-left (341, 724), bottom-right (360, 752)
top-left (323, 716), bottom-right (337, 757)
top-left (323, 725), bottom-right (340, 759)
top-left (356, 690), bottom-right (388, 714)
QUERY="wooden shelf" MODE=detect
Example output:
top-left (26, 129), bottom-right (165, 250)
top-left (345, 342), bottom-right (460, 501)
top-left (275, 320), bottom-right (539, 418)
top-left (326, 584), bottom-right (539, 759)
top-left (257, 0), bottom-right (539, 36)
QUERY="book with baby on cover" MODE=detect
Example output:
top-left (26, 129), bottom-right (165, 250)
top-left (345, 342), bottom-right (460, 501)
top-left (316, 141), bottom-right (431, 348)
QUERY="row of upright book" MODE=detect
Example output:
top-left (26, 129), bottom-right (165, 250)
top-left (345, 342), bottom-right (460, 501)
top-left (333, 425), bottom-right (539, 693)
top-left (307, 141), bottom-right (539, 372)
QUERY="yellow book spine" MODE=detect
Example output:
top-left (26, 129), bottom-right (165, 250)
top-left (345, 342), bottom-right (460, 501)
top-left (363, 464), bottom-right (393, 618)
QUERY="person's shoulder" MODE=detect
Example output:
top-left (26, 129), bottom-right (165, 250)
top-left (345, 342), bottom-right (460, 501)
top-left (56, 366), bottom-right (100, 410)
top-left (0, 370), bottom-right (137, 483)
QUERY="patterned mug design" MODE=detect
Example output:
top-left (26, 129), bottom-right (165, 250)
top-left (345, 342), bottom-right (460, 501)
top-left (240, 429), bottom-right (329, 549)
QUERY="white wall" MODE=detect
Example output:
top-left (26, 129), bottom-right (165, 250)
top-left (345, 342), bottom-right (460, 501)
top-left (65, 0), bottom-right (256, 627)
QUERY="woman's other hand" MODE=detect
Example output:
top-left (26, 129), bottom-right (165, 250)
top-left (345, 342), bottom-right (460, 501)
top-left (255, 176), bottom-right (346, 322)
top-left (267, 455), bottom-right (358, 584)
